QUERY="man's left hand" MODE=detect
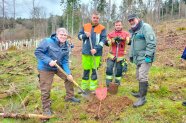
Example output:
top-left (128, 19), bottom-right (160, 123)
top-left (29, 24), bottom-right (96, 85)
top-left (145, 56), bottom-right (152, 63)
top-left (91, 49), bottom-right (97, 55)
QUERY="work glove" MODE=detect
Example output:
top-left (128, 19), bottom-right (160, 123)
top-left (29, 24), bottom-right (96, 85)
top-left (145, 56), bottom-right (152, 63)
top-left (129, 57), bottom-right (133, 63)
top-left (114, 36), bottom-right (123, 43)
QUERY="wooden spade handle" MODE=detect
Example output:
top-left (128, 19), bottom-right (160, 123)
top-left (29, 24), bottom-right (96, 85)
top-left (54, 63), bottom-right (86, 94)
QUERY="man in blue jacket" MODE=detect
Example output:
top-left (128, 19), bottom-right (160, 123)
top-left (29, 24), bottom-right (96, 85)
top-left (35, 28), bottom-right (80, 116)
top-left (78, 11), bottom-right (107, 93)
top-left (128, 14), bottom-right (157, 107)
top-left (181, 47), bottom-right (186, 106)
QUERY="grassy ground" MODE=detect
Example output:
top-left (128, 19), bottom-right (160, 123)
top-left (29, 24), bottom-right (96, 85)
top-left (0, 19), bottom-right (186, 123)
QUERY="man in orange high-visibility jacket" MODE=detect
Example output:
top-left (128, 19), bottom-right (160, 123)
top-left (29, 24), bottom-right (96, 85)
top-left (78, 11), bottom-right (107, 93)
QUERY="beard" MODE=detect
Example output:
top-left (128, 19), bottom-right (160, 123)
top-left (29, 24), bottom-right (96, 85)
top-left (131, 23), bottom-right (137, 28)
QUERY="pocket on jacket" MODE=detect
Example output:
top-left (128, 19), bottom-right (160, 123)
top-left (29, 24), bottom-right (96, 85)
top-left (134, 39), bottom-right (146, 51)
top-left (48, 46), bottom-right (60, 59)
top-left (136, 51), bottom-right (145, 61)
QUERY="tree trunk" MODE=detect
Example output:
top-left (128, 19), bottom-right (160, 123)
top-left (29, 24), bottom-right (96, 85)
top-left (33, 0), bottom-right (36, 40)
top-left (179, 0), bottom-right (181, 18)
top-left (158, 0), bottom-right (161, 23)
top-left (2, 0), bottom-right (5, 41)
top-left (171, 0), bottom-right (174, 19)
top-left (71, 4), bottom-right (74, 36)
top-left (67, 14), bottom-right (69, 32)
top-left (161, 4), bottom-right (164, 21)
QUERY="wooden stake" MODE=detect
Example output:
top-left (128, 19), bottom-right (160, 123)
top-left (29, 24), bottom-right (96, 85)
top-left (0, 113), bottom-right (54, 119)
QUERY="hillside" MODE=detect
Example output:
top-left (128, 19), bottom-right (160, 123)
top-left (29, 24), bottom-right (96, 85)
top-left (0, 19), bottom-right (186, 123)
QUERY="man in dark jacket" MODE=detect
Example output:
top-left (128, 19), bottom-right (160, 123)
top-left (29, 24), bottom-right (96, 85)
top-left (78, 11), bottom-right (107, 93)
top-left (128, 14), bottom-right (157, 107)
top-left (35, 28), bottom-right (80, 116)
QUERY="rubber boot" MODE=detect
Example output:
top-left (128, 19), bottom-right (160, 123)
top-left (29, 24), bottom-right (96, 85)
top-left (133, 82), bottom-right (148, 108)
top-left (182, 101), bottom-right (186, 106)
top-left (131, 82), bottom-right (140, 98)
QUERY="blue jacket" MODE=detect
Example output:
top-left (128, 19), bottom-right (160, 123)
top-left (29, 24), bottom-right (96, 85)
top-left (181, 47), bottom-right (186, 60)
top-left (34, 34), bottom-right (71, 75)
top-left (78, 24), bottom-right (107, 56)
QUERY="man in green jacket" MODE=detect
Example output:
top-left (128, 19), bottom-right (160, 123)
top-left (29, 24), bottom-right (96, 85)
top-left (128, 14), bottom-right (157, 107)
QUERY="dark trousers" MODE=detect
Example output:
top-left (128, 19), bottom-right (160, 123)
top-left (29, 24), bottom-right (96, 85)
top-left (38, 70), bottom-right (74, 110)
top-left (106, 59), bottom-right (123, 85)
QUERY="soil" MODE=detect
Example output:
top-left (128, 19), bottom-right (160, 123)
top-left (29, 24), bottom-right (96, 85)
top-left (70, 39), bottom-right (133, 120)
top-left (84, 95), bottom-right (133, 120)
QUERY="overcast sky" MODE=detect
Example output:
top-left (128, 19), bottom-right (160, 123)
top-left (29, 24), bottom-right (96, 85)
top-left (14, 0), bottom-right (121, 18)
top-left (15, 0), bottom-right (62, 18)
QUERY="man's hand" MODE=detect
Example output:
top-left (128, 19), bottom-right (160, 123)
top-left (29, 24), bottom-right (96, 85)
top-left (124, 50), bottom-right (127, 55)
top-left (145, 56), bottom-right (152, 63)
top-left (67, 75), bottom-right (73, 81)
top-left (114, 36), bottom-right (123, 43)
top-left (91, 49), bottom-right (97, 55)
top-left (111, 38), bottom-right (115, 43)
top-left (129, 57), bottom-right (133, 63)
top-left (85, 32), bottom-right (91, 37)
top-left (49, 60), bottom-right (57, 67)
top-left (126, 37), bottom-right (130, 44)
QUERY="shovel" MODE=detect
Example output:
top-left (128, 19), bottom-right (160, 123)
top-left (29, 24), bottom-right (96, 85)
top-left (108, 42), bottom-right (120, 94)
top-left (89, 37), bottom-right (107, 101)
top-left (54, 63), bottom-right (87, 95)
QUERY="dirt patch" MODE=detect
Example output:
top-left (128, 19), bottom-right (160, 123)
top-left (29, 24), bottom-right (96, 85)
top-left (84, 95), bottom-right (133, 120)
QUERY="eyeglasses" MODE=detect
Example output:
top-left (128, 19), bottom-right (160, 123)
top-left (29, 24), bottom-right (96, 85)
top-left (128, 19), bottom-right (134, 22)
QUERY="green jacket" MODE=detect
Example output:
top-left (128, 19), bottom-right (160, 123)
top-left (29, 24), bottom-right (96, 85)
top-left (129, 21), bottom-right (157, 65)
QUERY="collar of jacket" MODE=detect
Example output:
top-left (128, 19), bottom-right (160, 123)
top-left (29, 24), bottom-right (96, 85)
top-left (84, 23), bottom-right (105, 34)
top-left (50, 33), bottom-right (58, 42)
top-left (115, 29), bottom-right (123, 33)
top-left (91, 22), bottom-right (99, 27)
top-left (130, 20), bottom-right (143, 32)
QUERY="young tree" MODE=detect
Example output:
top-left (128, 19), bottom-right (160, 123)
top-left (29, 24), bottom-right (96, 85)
top-left (111, 3), bottom-right (117, 22)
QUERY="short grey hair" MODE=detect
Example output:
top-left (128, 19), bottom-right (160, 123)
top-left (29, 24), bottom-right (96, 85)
top-left (56, 28), bottom-right (68, 35)
top-left (91, 11), bottom-right (100, 18)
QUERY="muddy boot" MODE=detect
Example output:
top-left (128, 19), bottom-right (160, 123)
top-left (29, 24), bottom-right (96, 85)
top-left (131, 83), bottom-right (140, 98)
top-left (182, 101), bottom-right (186, 106)
top-left (133, 82), bottom-right (148, 108)
top-left (43, 108), bottom-right (52, 116)
top-left (41, 108), bottom-right (52, 122)
top-left (131, 91), bottom-right (140, 98)
top-left (41, 89), bottom-right (52, 116)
